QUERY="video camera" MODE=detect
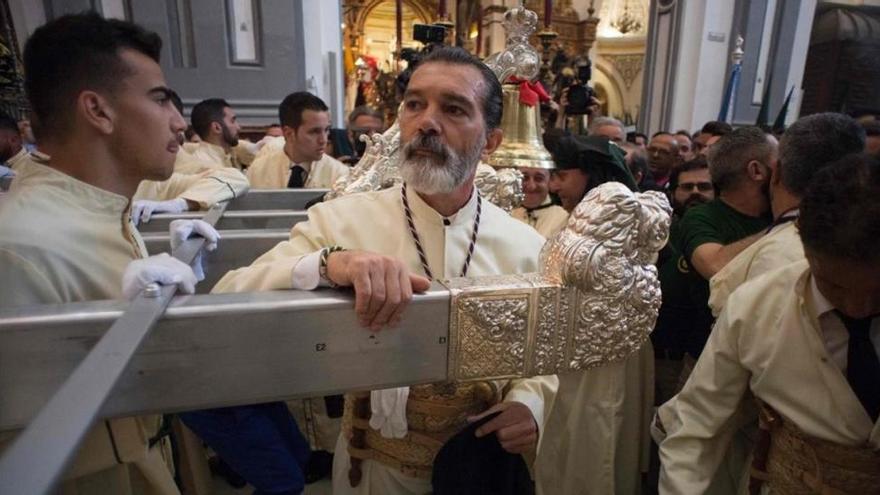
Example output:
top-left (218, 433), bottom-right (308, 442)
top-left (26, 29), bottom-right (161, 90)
top-left (564, 57), bottom-right (597, 116)
top-left (413, 23), bottom-right (446, 45)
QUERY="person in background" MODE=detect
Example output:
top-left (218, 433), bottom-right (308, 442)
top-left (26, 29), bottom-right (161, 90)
top-left (510, 165), bottom-right (570, 238)
top-left (646, 132), bottom-right (681, 189)
top-left (692, 120), bottom-right (732, 156)
top-left (247, 92), bottom-right (350, 190)
top-left (658, 152), bottom-right (880, 494)
top-left (674, 130), bottom-right (694, 161)
top-left (589, 116), bottom-right (626, 144)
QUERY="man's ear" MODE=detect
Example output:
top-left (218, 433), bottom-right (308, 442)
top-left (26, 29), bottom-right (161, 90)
top-left (483, 128), bottom-right (503, 156)
top-left (747, 159), bottom-right (770, 182)
top-left (77, 90), bottom-right (114, 135)
top-left (210, 121), bottom-right (223, 136)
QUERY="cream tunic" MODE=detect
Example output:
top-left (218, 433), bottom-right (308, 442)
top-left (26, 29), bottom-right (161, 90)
top-left (709, 221), bottom-right (802, 316)
top-left (535, 346), bottom-right (654, 495)
top-left (0, 157), bottom-right (178, 494)
top-left (214, 184), bottom-right (558, 494)
top-left (134, 167), bottom-right (250, 208)
top-left (658, 261), bottom-right (880, 494)
top-left (182, 141), bottom-right (236, 170)
top-left (5, 147), bottom-right (29, 171)
top-left (245, 147), bottom-right (349, 190)
top-left (510, 199), bottom-right (569, 239)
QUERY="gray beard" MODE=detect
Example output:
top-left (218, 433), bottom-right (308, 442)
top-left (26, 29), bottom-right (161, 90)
top-left (400, 133), bottom-right (485, 195)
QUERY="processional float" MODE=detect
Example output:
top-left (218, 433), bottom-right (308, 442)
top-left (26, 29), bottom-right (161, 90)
top-left (0, 6), bottom-right (670, 494)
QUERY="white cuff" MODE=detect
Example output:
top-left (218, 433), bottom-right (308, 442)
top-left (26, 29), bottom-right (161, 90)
top-left (290, 250), bottom-right (323, 290)
top-left (503, 390), bottom-right (544, 434)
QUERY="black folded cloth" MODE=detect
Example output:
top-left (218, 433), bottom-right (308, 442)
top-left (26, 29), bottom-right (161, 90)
top-left (432, 412), bottom-right (535, 495)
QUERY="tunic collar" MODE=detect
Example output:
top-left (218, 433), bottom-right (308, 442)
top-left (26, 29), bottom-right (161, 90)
top-left (16, 154), bottom-right (130, 216)
top-left (198, 141), bottom-right (232, 167)
top-left (808, 274), bottom-right (836, 320)
top-left (404, 182), bottom-right (478, 228)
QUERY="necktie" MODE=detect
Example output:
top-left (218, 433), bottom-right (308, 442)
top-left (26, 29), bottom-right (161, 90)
top-left (288, 165), bottom-right (305, 188)
top-left (837, 311), bottom-right (880, 422)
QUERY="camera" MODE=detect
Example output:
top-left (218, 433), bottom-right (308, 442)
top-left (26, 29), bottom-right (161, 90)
top-left (565, 58), bottom-right (596, 116)
top-left (413, 24), bottom-right (446, 45)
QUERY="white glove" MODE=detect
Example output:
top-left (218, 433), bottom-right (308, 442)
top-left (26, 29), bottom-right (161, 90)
top-left (131, 197), bottom-right (188, 226)
top-left (0, 165), bottom-right (14, 178)
top-left (121, 253), bottom-right (198, 300)
top-left (169, 219), bottom-right (220, 281)
top-left (369, 387), bottom-right (409, 439)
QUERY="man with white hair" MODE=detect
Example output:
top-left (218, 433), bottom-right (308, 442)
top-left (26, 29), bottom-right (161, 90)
top-left (589, 116), bottom-right (626, 144)
top-left (214, 46), bottom-right (556, 494)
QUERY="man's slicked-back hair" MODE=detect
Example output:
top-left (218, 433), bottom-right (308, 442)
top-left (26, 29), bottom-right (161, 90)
top-left (23, 11), bottom-right (162, 141)
top-left (778, 112), bottom-right (866, 196)
top-left (413, 46), bottom-right (502, 131)
top-left (190, 98), bottom-right (230, 139)
top-left (707, 126), bottom-right (774, 191)
top-left (700, 120), bottom-right (733, 137)
top-left (800, 153), bottom-right (880, 262)
top-left (279, 92), bottom-right (328, 129)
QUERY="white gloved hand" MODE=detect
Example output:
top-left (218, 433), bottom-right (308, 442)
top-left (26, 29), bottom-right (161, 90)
top-left (169, 219), bottom-right (220, 281)
top-left (369, 387), bottom-right (409, 439)
top-left (121, 253), bottom-right (199, 300)
top-left (131, 197), bottom-right (188, 226)
top-left (0, 165), bottom-right (15, 178)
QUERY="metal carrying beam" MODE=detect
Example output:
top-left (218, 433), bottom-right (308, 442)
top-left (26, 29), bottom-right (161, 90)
top-left (137, 209), bottom-right (308, 232)
top-left (223, 188), bottom-right (328, 211)
top-left (0, 287), bottom-right (451, 431)
top-left (143, 229), bottom-right (290, 293)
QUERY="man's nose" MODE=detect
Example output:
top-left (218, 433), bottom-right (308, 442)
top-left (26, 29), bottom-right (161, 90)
top-left (171, 109), bottom-right (186, 133)
top-left (417, 106), bottom-right (441, 136)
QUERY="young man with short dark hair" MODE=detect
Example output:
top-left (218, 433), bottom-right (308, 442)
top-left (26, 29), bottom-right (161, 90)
top-left (0, 12), bottom-right (211, 494)
top-left (247, 91), bottom-right (350, 189)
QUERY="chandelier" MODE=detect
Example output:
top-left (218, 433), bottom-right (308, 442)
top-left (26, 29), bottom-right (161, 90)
top-left (611, 1), bottom-right (642, 35)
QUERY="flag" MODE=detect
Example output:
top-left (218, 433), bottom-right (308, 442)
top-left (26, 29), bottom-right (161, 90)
top-left (718, 62), bottom-right (742, 123)
top-left (772, 86), bottom-right (794, 133)
top-left (755, 73), bottom-right (774, 130)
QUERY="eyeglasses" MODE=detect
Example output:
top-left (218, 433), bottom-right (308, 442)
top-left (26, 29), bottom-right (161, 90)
top-left (677, 181), bottom-right (713, 192)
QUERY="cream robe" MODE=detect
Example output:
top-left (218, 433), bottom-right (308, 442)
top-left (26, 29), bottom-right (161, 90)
top-left (245, 147), bottom-right (349, 190)
top-left (213, 184), bottom-right (558, 494)
top-left (657, 260), bottom-right (880, 494)
top-left (179, 141), bottom-right (236, 171)
top-left (134, 167), bottom-right (250, 208)
top-left (6, 147), bottom-right (29, 171)
top-left (0, 157), bottom-right (178, 494)
top-left (709, 221), bottom-right (802, 316)
top-left (510, 199), bottom-right (569, 239)
top-left (535, 345), bottom-right (654, 495)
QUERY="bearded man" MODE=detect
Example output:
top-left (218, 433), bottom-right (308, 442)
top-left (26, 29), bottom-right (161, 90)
top-left (213, 46), bottom-right (556, 494)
